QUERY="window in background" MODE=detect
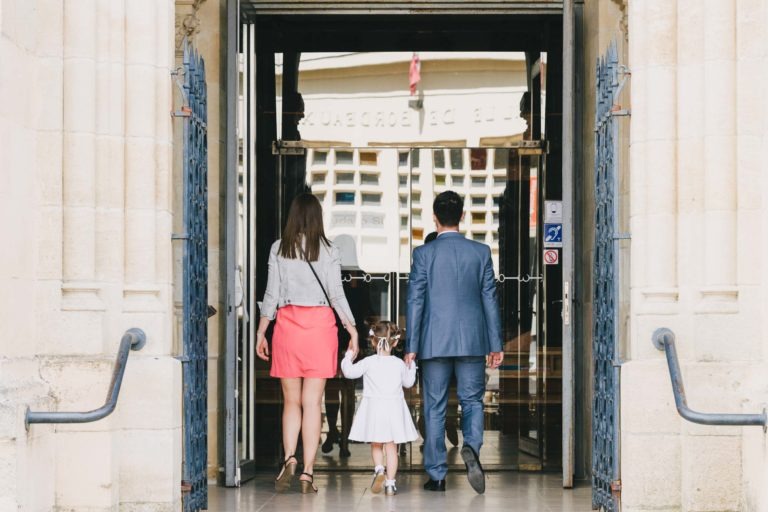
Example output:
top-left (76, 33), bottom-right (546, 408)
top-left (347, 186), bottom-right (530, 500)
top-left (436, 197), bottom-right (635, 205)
top-left (360, 151), bottom-right (378, 166)
top-left (336, 150), bottom-right (353, 165)
top-left (494, 148), bottom-right (509, 169)
top-left (470, 148), bottom-right (487, 170)
top-left (472, 195), bottom-right (486, 207)
top-left (361, 193), bottom-right (382, 206)
top-left (335, 192), bottom-right (355, 205)
top-left (336, 172), bottom-right (355, 184)
top-left (433, 149), bottom-right (445, 169)
top-left (450, 148), bottom-right (463, 170)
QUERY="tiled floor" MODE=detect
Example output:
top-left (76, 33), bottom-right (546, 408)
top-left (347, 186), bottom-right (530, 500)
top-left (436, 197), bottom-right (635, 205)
top-left (207, 472), bottom-right (592, 511)
top-left (311, 433), bottom-right (542, 471)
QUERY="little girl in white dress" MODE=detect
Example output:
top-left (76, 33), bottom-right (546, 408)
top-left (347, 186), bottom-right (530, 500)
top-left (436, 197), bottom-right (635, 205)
top-left (341, 321), bottom-right (419, 495)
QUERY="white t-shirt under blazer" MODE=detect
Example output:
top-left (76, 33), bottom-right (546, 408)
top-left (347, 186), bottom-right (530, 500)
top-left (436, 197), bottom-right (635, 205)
top-left (341, 351), bottom-right (420, 444)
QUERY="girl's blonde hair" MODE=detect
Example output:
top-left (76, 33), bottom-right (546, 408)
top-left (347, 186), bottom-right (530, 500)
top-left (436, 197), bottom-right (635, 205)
top-left (368, 320), bottom-right (401, 351)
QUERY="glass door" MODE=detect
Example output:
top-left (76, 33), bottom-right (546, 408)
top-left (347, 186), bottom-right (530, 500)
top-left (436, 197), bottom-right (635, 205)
top-left (239, 143), bottom-right (559, 474)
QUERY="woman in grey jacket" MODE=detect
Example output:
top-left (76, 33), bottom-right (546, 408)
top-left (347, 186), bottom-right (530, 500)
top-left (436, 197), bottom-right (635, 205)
top-left (256, 193), bottom-right (359, 493)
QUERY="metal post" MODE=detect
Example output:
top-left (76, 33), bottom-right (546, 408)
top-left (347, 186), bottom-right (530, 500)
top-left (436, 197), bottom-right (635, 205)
top-left (224, 0), bottom-right (240, 489)
top-left (561, 0), bottom-right (576, 489)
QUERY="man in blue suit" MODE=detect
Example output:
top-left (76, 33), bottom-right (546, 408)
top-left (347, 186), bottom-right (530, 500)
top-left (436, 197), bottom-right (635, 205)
top-left (405, 191), bottom-right (504, 494)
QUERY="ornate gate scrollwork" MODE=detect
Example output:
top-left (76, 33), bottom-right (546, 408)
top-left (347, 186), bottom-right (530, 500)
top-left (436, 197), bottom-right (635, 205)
top-left (176, 39), bottom-right (209, 512)
top-left (592, 42), bottom-right (624, 512)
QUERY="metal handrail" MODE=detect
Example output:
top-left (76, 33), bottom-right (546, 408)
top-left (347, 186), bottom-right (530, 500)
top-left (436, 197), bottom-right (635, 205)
top-left (652, 327), bottom-right (767, 430)
top-left (26, 328), bottom-right (147, 427)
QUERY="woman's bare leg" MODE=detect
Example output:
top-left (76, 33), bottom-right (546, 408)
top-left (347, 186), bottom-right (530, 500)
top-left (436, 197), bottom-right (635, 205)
top-left (300, 377), bottom-right (326, 479)
top-left (280, 378), bottom-right (303, 460)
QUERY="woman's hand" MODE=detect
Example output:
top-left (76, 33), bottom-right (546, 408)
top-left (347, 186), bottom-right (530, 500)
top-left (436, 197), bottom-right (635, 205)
top-left (256, 331), bottom-right (270, 361)
top-left (346, 326), bottom-right (359, 358)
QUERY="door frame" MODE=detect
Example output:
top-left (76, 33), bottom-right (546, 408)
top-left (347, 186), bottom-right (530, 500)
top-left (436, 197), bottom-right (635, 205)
top-left (224, 1), bottom-right (578, 487)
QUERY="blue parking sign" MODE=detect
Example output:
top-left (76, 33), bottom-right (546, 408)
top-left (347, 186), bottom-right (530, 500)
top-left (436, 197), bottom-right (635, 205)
top-left (544, 223), bottom-right (563, 247)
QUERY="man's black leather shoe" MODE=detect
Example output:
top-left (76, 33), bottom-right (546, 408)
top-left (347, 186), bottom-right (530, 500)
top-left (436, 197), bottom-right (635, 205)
top-left (446, 422), bottom-right (459, 447)
top-left (461, 445), bottom-right (485, 494)
top-left (423, 479), bottom-right (446, 491)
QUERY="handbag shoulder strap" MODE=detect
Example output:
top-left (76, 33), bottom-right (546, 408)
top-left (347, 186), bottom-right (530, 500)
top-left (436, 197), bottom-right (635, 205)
top-left (306, 259), bottom-right (332, 306)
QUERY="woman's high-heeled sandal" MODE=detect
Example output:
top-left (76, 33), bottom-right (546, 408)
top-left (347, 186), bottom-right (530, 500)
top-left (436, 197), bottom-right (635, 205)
top-left (274, 455), bottom-right (297, 492)
top-left (299, 472), bottom-right (317, 494)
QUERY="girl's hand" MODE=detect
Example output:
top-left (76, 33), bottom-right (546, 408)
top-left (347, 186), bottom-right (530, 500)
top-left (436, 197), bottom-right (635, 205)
top-left (256, 331), bottom-right (270, 361)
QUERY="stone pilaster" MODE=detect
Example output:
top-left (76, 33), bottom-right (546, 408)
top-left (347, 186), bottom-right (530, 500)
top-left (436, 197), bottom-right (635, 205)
top-left (62, 0), bottom-right (104, 313)
top-left (700, 0), bottom-right (738, 307)
top-left (124, 0), bottom-right (161, 313)
top-left (629, 0), bottom-right (680, 341)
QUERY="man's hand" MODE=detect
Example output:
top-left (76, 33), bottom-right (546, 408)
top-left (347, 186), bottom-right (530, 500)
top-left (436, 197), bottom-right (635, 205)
top-left (487, 351), bottom-right (504, 369)
top-left (404, 352), bottom-right (417, 368)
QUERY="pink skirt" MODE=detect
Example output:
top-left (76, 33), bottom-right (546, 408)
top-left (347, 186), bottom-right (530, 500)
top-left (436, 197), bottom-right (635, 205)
top-left (270, 305), bottom-right (338, 378)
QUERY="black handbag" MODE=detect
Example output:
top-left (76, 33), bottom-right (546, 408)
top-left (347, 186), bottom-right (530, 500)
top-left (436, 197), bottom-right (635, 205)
top-left (306, 260), bottom-right (349, 342)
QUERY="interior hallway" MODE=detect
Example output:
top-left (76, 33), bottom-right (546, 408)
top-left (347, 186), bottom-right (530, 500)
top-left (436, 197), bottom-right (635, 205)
top-left (207, 472), bottom-right (592, 511)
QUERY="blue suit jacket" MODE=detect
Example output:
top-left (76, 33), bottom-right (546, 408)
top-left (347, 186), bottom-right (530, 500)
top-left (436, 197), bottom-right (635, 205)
top-left (406, 232), bottom-right (503, 360)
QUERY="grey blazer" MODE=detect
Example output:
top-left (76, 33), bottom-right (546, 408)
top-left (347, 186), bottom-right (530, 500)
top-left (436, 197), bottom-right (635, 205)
top-left (259, 239), bottom-right (356, 326)
top-left (406, 231), bottom-right (503, 359)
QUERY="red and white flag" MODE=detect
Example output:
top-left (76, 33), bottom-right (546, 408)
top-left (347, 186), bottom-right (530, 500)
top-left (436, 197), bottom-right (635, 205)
top-left (409, 53), bottom-right (421, 95)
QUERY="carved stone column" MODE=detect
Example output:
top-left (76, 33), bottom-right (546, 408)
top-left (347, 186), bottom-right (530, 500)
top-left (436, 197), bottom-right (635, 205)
top-left (123, 0), bottom-right (162, 311)
top-left (701, 0), bottom-right (738, 306)
top-left (62, 0), bottom-right (103, 311)
top-left (631, 0), bottom-right (680, 310)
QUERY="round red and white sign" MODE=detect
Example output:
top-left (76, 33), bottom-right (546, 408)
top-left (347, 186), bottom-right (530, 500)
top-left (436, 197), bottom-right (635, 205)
top-left (543, 249), bottom-right (559, 265)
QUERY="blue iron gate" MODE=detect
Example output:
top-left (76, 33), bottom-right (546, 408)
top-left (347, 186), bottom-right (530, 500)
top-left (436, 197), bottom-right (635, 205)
top-left (179, 40), bottom-right (208, 512)
top-left (592, 43), bottom-right (622, 512)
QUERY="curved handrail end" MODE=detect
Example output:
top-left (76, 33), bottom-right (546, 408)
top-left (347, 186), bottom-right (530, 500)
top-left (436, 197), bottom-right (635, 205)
top-left (126, 328), bottom-right (147, 351)
top-left (652, 327), bottom-right (674, 351)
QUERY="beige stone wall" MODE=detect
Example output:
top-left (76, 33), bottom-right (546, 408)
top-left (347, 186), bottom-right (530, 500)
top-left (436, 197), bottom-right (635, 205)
top-left (622, 0), bottom-right (768, 510)
top-left (0, 1), bottom-right (181, 510)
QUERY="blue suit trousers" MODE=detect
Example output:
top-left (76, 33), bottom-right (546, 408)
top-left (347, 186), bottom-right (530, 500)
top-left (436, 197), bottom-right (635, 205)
top-left (421, 356), bottom-right (486, 481)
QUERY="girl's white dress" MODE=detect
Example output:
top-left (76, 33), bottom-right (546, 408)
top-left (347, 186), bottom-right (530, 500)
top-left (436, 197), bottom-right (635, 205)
top-left (341, 351), bottom-right (420, 444)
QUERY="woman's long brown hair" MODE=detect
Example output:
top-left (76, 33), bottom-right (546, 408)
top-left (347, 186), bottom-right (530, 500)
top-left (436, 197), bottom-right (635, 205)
top-left (279, 193), bottom-right (330, 261)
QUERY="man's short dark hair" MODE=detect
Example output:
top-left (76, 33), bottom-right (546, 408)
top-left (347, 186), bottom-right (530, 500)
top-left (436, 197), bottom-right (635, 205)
top-left (433, 191), bottom-right (463, 227)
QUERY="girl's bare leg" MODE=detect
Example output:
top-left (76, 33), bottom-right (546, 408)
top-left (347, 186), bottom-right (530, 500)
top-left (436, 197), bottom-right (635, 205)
top-left (371, 442), bottom-right (384, 469)
top-left (384, 442), bottom-right (398, 480)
